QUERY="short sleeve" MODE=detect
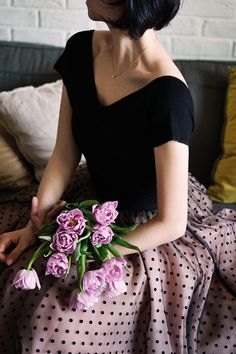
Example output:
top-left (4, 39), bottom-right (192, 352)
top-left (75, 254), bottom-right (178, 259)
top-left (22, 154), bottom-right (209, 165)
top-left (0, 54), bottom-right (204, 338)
top-left (147, 77), bottom-right (195, 147)
top-left (53, 35), bottom-right (75, 87)
top-left (53, 30), bottom-right (93, 107)
top-left (53, 30), bottom-right (92, 89)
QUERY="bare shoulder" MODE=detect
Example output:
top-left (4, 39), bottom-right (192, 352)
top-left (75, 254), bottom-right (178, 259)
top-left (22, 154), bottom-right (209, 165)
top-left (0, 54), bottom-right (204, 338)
top-left (92, 30), bottom-right (111, 58)
top-left (158, 60), bottom-right (187, 87)
top-left (152, 40), bottom-right (187, 87)
top-left (158, 62), bottom-right (187, 86)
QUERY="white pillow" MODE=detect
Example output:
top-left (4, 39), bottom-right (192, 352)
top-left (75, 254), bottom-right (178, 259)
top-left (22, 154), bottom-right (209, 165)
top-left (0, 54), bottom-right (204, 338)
top-left (0, 80), bottom-right (85, 180)
top-left (0, 80), bottom-right (61, 180)
top-left (0, 80), bottom-right (85, 181)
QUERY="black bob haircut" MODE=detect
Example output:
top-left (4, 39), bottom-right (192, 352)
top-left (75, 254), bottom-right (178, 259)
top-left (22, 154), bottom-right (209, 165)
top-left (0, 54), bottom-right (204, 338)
top-left (104, 0), bottom-right (181, 39)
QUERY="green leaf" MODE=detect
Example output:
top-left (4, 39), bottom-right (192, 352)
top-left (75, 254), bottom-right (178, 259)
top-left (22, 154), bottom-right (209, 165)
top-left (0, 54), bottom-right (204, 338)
top-left (110, 223), bottom-right (138, 233)
top-left (78, 200), bottom-right (100, 209)
top-left (90, 243), bottom-right (104, 262)
top-left (43, 249), bottom-right (53, 258)
top-left (104, 243), bottom-right (122, 258)
top-left (74, 242), bottom-right (81, 262)
top-left (36, 220), bottom-right (58, 236)
top-left (64, 202), bottom-right (81, 210)
top-left (81, 210), bottom-right (93, 222)
top-left (97, 246), bottom-right (109, 262)
top-left (112, 236), bottom-right (141, 252)
top-left (38, 236), bottom-right (52, 242)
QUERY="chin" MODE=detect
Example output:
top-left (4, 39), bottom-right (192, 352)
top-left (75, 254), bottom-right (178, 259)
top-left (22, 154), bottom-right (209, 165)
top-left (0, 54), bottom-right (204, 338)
top-left (87, 12), bottom-right (103, 22)
top-left (86, 1), bottom-right (103, 21)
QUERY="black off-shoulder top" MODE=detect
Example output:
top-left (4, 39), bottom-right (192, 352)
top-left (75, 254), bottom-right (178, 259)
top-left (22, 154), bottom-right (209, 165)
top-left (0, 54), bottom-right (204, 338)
top-left (54, 30), bottom-right (194, 211)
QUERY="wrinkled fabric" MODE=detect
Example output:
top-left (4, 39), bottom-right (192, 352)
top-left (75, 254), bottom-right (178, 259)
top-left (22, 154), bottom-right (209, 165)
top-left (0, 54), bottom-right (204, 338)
top-left (0, 171), bottom-right (235, 354)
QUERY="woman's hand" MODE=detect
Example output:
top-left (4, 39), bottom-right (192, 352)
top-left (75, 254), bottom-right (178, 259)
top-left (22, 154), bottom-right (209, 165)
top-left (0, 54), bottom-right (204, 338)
top-left (30, 196), bottom-right (67, 231)
top-left (0, 224), bottom-right (37, 266)
top-left (0, 197), bottom-right (66, 266)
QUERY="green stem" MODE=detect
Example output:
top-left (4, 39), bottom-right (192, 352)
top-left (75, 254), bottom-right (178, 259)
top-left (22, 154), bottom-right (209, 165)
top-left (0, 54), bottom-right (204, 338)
top-left (66, 255), bottom-right (72, 277)
top-left (27, 241), bottom-right (49, 270)
top-left (91, 243), bottom-right (102, 260)
top-left (124, 265), bottom-right (132, 276)
top-left (76, 260), bottom-right (82, 292)
top-left (77, 239), bottom-right (88, 292)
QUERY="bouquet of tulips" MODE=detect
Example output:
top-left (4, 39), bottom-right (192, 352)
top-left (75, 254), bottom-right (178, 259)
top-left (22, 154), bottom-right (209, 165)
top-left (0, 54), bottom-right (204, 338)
top-left (12, 200), bottom-right (140, 310)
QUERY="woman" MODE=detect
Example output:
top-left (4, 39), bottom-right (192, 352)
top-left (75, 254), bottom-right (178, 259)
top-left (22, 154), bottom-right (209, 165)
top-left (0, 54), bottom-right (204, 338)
top-left (0, 1), bottom-right (235, 353)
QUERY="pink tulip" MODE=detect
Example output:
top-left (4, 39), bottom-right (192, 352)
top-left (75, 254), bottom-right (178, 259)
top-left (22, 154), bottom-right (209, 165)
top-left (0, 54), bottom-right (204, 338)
top-left (51, 228), bottom-right (78, 254)
top-left (102, 257), bottom-right (127, 282)
top-left (91, 224), bottom-right (114, 246)
top-left (12, 268), bottom-right (41, 290)
top-left (92, 201), bottom-right (118, 226)
top-left (103, 279), bottom-right (127, 298)
top-left (67, 289), bottom-right (99, 311)
top-left (83, 269), bottom-right (106, 296)
top-left (45, 252), bottom-right (68, 277)
top-left (57, 209), bottom-right (86, 235)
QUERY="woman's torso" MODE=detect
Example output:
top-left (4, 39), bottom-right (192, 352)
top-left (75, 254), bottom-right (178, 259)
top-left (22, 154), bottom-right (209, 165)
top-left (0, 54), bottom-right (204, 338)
top-left (56, 30), bottom-right (194, 211)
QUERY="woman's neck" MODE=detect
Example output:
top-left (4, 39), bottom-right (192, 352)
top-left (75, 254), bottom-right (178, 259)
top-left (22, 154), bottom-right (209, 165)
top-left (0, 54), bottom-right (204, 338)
top-left (108, 28), bottom-right (158, 73)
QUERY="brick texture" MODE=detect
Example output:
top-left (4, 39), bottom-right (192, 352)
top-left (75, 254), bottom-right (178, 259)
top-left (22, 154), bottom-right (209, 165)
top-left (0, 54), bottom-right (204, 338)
top-left (13, 0), bottom-right (65, 8)
top-left (0, 0), bottom-right (9, 5)
top-left (0, 0), bottom-right (235, 60)
top-left (0, 27), bottom-right (10, 40)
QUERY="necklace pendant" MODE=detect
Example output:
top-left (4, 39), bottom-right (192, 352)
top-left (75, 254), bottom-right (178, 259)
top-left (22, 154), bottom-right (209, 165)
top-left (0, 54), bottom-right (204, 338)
top-left (112, 74), bottom-right (116, 79)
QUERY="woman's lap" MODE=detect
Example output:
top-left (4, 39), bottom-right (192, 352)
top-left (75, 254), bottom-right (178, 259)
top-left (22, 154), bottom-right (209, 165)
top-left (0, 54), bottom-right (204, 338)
top-left (0, 169), bottom-right (235, 353)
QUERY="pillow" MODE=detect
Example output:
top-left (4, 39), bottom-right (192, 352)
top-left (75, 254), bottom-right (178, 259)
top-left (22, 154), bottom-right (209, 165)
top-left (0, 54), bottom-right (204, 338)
top-left (0, 126), bottom-right (34, 190)
top-left (0, 80), bottom-right (62, 181)
top-left (208, 67), bottom-right (236, 203)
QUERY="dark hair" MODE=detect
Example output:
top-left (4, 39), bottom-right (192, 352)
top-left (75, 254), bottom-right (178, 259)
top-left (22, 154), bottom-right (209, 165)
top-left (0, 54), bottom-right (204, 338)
top-left (105, 0), bottom-right (181, 39)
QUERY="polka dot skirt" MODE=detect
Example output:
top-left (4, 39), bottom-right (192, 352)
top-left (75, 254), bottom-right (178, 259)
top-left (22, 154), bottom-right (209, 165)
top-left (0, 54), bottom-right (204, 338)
top-left (0, 169), bottom-right (235, 354)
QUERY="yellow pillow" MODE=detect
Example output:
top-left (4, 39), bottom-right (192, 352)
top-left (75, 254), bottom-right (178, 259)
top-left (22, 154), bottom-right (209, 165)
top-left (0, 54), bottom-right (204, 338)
top-left (208, 67), bottom-right (236, 203)
top-left (0, 125), bottom-right (34, 190)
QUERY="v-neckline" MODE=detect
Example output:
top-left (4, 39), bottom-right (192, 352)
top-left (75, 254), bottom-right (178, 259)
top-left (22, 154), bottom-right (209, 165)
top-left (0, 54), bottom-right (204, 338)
top-left (88, 30), bottom-right (188, 109)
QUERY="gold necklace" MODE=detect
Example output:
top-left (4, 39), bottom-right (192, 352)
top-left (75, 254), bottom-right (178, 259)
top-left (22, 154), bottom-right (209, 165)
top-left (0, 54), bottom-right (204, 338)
top-left (111, 37), bottom-right (157, 79)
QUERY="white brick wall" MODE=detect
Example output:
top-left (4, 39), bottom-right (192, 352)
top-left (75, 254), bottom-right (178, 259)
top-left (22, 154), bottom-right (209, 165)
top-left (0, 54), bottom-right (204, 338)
top-left (0, 0), bottom-right (235, 60)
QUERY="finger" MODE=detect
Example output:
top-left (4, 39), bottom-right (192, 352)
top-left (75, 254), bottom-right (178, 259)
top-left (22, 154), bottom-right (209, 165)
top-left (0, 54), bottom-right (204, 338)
top-left (30, 214), bottom-right (41, 230)
top-left (46, 201), bottom-right (67, 222)
top-left (47, 205), bottom-right (63, 218)
top-left (0, 253), bottom-right (7, 263)
top-left (0, 235), bottom-right (11, 253)
top-left (0, 246), bottom-right (7, 262)
top-left (31, 196), bottom-right (39, 217)
top-left (0, 235), bottom-right (16, 264)
top-left (52, 200), bottom-right (67, 212)
top-left (6, 242), bottom-right (27, 266)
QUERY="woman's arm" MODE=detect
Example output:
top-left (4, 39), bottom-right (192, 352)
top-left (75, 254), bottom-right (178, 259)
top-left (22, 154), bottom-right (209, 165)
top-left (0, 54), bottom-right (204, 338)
top-left (0, 84), bottom-right (81, 265)
top-left (35, 84), bottom-right (81, 223)
top-left (112, 140), bottom-right (189, 256)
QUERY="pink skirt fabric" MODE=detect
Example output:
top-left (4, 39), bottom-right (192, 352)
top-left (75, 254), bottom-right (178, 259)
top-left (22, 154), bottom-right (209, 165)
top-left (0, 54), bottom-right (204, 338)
top-left (0, 169), bottom-right (235, 354)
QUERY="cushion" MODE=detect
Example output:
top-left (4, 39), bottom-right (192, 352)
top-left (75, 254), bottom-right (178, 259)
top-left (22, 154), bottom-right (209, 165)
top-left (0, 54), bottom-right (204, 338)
top-left (208, 67), bottom-right (236, 203)
top-left (0, 40), bottom-right (62, 92)
top-left (175, 60), bottom-right (236, 187)
top-left (0, 126), bottom-right (34, 190)
top-left (0, 80), bottom-right (62, 181)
